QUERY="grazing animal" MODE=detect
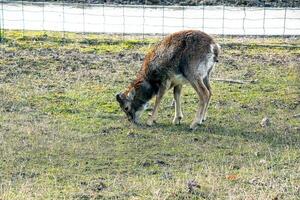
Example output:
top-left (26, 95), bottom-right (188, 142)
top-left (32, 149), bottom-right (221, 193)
top-left (116, 30), bottom-right (220, 130)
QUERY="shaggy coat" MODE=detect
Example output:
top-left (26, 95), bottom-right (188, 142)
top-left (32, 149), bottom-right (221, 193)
top-left (116, 30), bottom-right (220, 130)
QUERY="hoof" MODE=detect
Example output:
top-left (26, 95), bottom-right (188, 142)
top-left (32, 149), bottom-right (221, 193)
top-left (147, 120), bottom-right (153, 126)
top-left (147, 119), bottom-right (156, 126)
top-left (189, 120), bottom-right (203, 130)
top-left (189, 124), bottom-right (197, 131)
top-left (173, 116), bottom-right (183, 125)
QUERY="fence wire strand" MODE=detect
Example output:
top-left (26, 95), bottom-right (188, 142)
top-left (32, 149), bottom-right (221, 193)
top-left (0, 0), bottom-right (4, 40)
top-left (21, 0), bottom-right (25, 36)
top-left (0, 0), bottom-right (300, 41)
top-left (62, 0), bottom-right (65, 38)
top-left (283, 6), bottom-right (288, 36)
top-left (82, 2), bottom-right (85, 35)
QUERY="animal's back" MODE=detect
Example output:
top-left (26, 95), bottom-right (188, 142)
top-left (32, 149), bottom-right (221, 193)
top-left (143, 30), bottom-right (219, 84)
top-left (116, 30), bottom-right (220, 130)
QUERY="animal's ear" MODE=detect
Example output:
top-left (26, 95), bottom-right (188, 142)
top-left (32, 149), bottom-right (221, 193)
top-left (116, 93), bottom-right (124, 104)
top-left (127, 89), bottom-right (136, 101)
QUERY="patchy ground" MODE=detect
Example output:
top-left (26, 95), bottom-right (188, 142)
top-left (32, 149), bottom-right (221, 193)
top-left (0, 31), bottom-right (299, 199)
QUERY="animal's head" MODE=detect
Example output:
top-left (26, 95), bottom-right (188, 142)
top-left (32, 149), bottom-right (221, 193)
top-left (116, 89), bottom-right (140, 123)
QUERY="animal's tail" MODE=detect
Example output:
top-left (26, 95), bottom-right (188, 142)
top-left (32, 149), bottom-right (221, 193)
top-left (212, 43), bottom-right (221, 63)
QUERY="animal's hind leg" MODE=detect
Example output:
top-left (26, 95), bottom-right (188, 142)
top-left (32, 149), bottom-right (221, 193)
top-left (203, 76), bottom-right (212, 121)
top-left (173, 85), bottom-right (183, 125)
top-left (188, 77), bottom-right (210, 130)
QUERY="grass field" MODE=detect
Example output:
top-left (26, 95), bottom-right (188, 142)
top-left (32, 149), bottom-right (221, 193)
top-left (0, 31), bottom-right (299, 199)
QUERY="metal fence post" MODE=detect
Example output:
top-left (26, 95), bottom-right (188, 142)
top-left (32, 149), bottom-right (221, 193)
top-left (162, 3), bottom-right (165, 36)
top-left (62, 0), bottom-right (65, 38)
top-left (283, 3), bottom-right (287, 36)
top-left (22, 0), bottom-right (25, 36)
top-left (82, 1), bottom-right (85, 36)
top-left (0, 7), bottom-right (2, 42)
top-left (142, 2), bottom-right (145, 39)
top-left (0, 0), bottom-right (3, 41)
top-left (42, 0), bottom-right (45, 33)
top-left (102, 4), bottom-right (105, 34)
top-left (182, 6), bottom-right (185, 30)
top-left (122, 4), bottom-right (125, 39)
top-left (222, 0), bottom-right (225, 40)
top-left (202, 2), bottom-right (204, 32)
top-left (263, 2), bottom-right (266, 36)
top-left (243, 6), bottom-right (246, 35)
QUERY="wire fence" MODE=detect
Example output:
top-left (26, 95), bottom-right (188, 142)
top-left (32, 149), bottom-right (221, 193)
top-left (0, 0), bottom-right (300, 41)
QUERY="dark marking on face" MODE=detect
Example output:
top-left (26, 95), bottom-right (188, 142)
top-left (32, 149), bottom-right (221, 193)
top-left (116, 93), bottom-right (134, 122)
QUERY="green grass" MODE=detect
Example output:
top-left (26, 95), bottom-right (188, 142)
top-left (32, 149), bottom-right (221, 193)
top-left (0, 30), bottom-right (299, 199)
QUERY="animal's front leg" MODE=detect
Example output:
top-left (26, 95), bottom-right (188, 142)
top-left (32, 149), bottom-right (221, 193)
top-left (146, 96), bottom-right (161, 126)
top-left (147, 84), bottom-right (168, 126)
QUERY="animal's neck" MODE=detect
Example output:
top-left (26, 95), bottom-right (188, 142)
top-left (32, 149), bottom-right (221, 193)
top-left (131, 80), bottom-right (156, 110)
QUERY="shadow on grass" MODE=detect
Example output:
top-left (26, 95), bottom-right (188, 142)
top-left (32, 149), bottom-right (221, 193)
top-left (134, 120), bottom-right (299, 148)
top-left (95, 113), bottom-right (121, 120)
top-left (201, 123), bottom-right (299, 148)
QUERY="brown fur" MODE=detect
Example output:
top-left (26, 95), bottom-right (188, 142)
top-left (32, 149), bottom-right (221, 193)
top-left (116, 30), bottom-right (220, 130)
